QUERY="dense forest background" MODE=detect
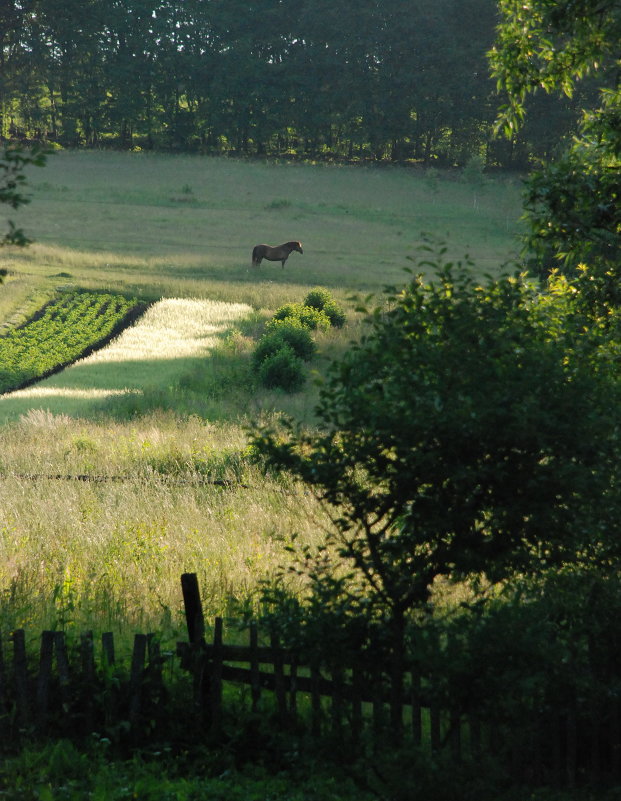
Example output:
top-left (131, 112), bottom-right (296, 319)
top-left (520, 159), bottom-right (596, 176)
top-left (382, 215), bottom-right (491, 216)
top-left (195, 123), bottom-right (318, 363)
top-left (0, 0), bottom-right (600, 166)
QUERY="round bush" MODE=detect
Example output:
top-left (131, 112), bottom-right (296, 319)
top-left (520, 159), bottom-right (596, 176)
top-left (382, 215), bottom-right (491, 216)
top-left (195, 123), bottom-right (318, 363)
top-left (321, 299), bottom-right (346, 328)
top-left (273, 302), bottom-right (303, 322)
top-left (303, 287), bottom-right (334, 310)
top-left (303, 288), bottom-right (346, 328)
top-left (272, 302), bottom-right (331, 331)
top-left (253, 322), bottom-right (316, 366)
top-left (258, 346), bottom-right (306, 392)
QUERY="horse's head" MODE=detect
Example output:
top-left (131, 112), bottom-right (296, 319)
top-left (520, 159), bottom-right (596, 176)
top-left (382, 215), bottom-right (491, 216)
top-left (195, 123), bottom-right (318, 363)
top-left (289, 241), bottom-right (303, 254)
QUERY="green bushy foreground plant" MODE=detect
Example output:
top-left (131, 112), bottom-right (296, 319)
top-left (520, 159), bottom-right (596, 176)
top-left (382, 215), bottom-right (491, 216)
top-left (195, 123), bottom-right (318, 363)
top-left (253, 320), bottom-right (316, 366)
top-left (250, 243), bottom-right (621, 793)
top-left (0, 738), bottom-right (373, 801)
top-left (272, 302), bottom-right (331, 331)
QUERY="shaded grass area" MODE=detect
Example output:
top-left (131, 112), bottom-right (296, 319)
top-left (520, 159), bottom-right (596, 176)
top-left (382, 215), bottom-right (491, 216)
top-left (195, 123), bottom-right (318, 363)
top-left (0, 410), bottom-right (326, 642)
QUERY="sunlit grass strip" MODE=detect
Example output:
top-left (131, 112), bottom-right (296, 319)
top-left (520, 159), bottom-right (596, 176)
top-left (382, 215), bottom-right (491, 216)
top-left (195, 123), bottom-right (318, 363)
top-left (4, 298), bottom-right (253, 405)
top-left (84, 297), bottom-right (252, 362)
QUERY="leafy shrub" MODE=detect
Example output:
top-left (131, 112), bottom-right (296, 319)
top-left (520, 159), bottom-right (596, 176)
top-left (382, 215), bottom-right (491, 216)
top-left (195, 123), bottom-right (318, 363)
top-left (321, 299), bottom-right (346, 328)
top-left (272, 302), bottom-right (331, 331)
top-left (254, 321), bottom-right (316, 365)
top-left (303, 287), bottom-right (346, 328)
top-left (257, 346), bottom-right (306, 392)
top-left (303, 287), bottom-right (334, 310)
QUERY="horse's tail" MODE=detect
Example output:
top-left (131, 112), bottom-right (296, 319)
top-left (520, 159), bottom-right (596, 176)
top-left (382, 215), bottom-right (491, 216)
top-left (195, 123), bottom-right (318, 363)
top-left (251, 245), bottom-right (261, 267)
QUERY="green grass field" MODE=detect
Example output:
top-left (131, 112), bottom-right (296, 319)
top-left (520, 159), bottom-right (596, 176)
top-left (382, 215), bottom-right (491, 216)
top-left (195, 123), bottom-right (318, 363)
top-left (0, 150), bottom-right (524, 642)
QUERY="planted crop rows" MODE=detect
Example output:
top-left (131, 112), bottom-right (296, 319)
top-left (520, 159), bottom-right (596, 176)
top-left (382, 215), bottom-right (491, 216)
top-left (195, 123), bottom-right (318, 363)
top-left (0, 291), bottom-right (141, 393)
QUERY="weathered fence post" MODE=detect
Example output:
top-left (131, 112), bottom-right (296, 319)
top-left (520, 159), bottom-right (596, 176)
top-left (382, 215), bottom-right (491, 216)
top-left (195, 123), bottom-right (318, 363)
top-left (80, 631), bottom-right (95, 732)
top-left (129, 633), bottom-right (147, 729)
top-left (289, 654), bottom-right (298, 720)
top-left (351, 663), bottom-right (363, 743)
top-left (147, 633), bottom-right (163, 687)
top-left (250, 623), bottom-right (261, 713)
top-left (54, 632), bottom-right (71, 711)
top-left (271, 632), bottom-right (287, 726)
top-left (209, 617), bottom-right (223, 736)
top-left (102, 632), bottom-right (115, 667)
top-left (372, 666), bottom-right (384, 736)
top-left (430, 704), bottom-right (441, 752)
top-left (331, 667), bottom-right (344, 737)
top-left (36, 631), bottom-right (54, 727)
top-left (450, 710), bottom-right (462, 761)
top-left (181, 573), bottom-right (205, 644)
top-left (180, 573), bottom-right (209, 720)
top-left (12, 629), bottom-right (29, 726)
top-left (310, 659), bottom-right (322, 736)
top-left (100, 632), bottom-right (118, 727)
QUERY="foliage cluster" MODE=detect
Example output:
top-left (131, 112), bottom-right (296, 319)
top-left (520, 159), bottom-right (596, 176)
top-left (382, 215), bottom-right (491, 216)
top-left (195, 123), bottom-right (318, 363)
top-left (0, 142), bottom-right (47, 248)
top-left (490, 0), bottom-right (621, 281)
top-left (252, 289), bottom-right (346, 393)
top-left (0, 738), bottom-right (371, 801)
top-left (0, 291), bottom-right (142, 393)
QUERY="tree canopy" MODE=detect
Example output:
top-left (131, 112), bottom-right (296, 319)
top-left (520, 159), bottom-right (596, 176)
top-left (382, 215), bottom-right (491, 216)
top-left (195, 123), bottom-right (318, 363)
top-left (490, 0), bottom-right (621, 277)
top-left (253, 251), bottom-right (621, 624)
top-left (0, 0), bottom-right (592, 166)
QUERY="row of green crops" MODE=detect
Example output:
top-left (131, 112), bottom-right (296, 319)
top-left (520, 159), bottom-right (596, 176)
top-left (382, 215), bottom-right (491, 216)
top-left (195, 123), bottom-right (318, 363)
top-left (0, 291), bottom-right (142, 393)
top-left (252, 288), bottom-right (346, 392)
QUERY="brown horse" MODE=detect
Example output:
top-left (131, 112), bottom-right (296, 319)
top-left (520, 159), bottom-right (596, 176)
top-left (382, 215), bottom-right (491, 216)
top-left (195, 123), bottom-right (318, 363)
top-left (252, 241), bottom-right (303, 269)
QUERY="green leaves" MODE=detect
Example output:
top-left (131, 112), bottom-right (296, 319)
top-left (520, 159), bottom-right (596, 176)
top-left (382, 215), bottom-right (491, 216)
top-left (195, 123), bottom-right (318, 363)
top-left (0, 143), bottom-right (48, 247)
top-left (491, 0), bottom-right (621, 285)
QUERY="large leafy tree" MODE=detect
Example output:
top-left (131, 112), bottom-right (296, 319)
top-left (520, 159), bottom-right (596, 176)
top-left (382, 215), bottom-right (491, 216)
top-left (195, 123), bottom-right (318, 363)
top-left (489, 0), bottom-right (621, 279)
top-left (252, 251), bottom-right (621, 721)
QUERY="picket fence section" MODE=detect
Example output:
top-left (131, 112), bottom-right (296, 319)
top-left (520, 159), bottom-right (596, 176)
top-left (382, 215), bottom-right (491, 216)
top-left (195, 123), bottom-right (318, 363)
top-left (0, 572), bottom-right (617, 789)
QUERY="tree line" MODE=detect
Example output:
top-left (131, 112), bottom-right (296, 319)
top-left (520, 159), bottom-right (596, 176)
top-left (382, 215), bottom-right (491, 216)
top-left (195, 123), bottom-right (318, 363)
top-left (0, 0), bottom-right (597, 166)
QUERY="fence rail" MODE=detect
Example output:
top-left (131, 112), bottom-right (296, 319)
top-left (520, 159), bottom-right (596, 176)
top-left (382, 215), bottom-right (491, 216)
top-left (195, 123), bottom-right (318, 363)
top-left (0, 572), bottom-right (617, 789)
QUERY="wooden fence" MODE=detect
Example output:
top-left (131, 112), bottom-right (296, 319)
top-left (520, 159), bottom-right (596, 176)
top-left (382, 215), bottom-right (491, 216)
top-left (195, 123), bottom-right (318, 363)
top-left (0, 572), bottom-right (618, 788)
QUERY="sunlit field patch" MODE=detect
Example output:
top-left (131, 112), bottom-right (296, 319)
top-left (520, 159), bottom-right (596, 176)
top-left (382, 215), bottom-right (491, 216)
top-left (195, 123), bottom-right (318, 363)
top-left (0, 297), bottom-right (252, 416)
top-left (0, 151), bottom-right (526, 638)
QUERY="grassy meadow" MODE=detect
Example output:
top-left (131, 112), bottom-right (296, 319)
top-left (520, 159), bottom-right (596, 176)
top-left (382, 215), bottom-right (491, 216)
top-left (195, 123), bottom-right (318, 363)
top-left (0, 150), bottom-right (524, 648)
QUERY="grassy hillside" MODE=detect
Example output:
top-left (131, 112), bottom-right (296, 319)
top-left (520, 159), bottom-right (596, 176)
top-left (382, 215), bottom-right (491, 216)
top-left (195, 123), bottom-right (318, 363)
top-left (3, 150), bottom-right (522, 303)
top-left (0, 151), bottom-right (524, 641)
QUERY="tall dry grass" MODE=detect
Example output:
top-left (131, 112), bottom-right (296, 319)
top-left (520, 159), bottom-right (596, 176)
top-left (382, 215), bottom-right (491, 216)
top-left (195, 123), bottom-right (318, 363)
top-left (0, 410), bottom-right (326, 645)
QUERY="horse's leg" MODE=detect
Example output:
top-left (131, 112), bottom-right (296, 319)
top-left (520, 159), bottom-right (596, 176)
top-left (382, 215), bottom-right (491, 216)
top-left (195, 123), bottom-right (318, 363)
top-left (281, 257), bottom-right (286, 269)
